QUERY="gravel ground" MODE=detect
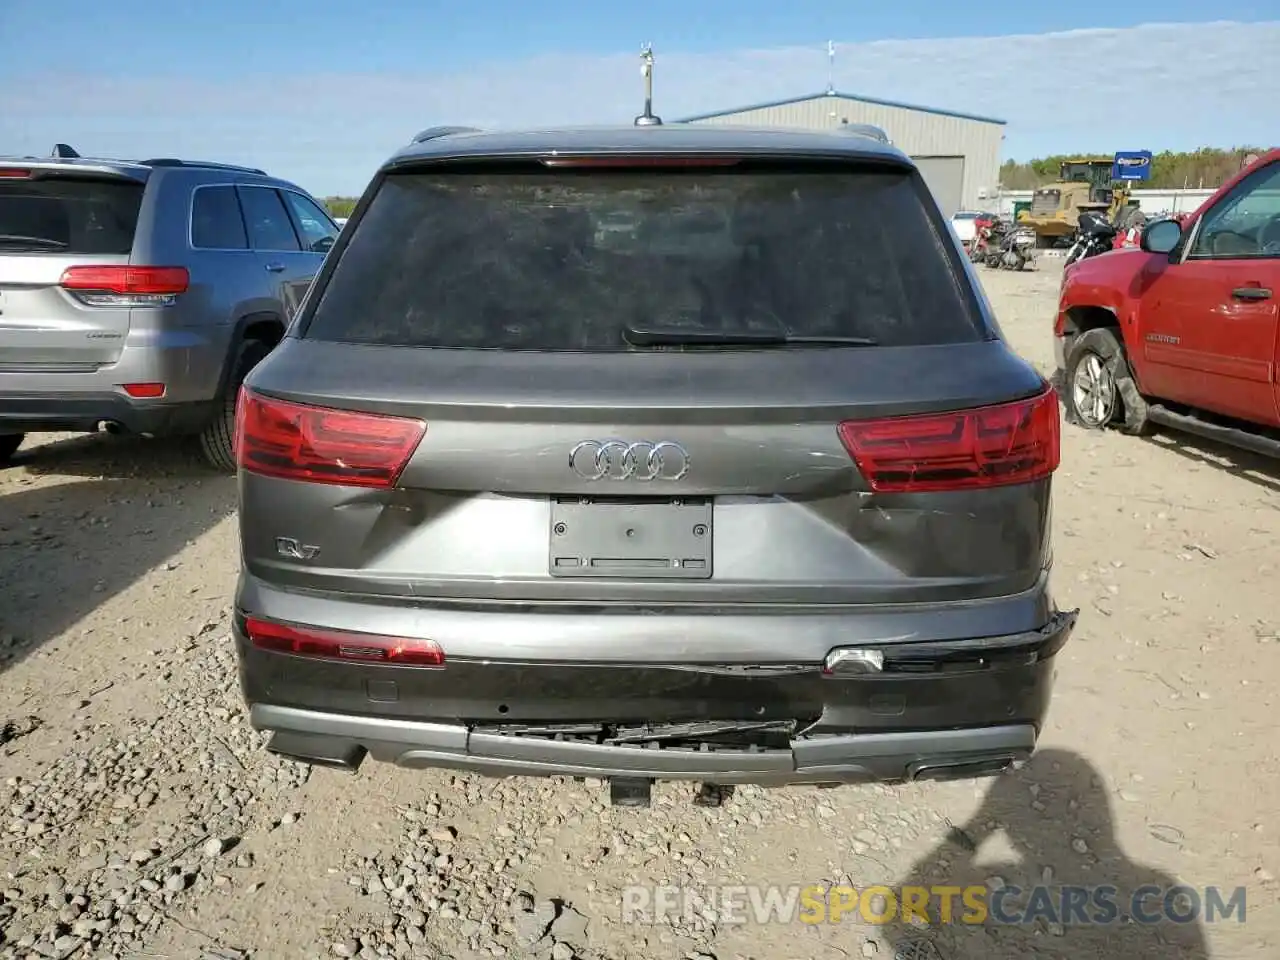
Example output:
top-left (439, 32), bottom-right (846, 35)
top-left (2, 261), bottom-right (1279, 960)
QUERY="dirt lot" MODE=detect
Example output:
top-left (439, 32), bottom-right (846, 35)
top-left (2, 261), bottom-right (1278, 960)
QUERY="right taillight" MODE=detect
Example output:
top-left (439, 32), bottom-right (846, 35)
top-left (235, 389), bottom-right (426, 488)
top-left (838, 386), bottom-right (1060, 493)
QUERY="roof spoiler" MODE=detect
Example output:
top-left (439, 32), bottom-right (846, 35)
top-left (837, 123), bottom-right (891, 145)
top-left (411, 126), bottom-right (482, 144)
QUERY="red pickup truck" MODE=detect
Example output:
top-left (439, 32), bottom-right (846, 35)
top-left (1055, 150), bottom-right (1280, 458)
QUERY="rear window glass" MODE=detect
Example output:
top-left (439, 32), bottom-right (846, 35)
top-left (305, 166), bottom-right (982, 350)
top-left (0, 177), bottom-right (143, 255)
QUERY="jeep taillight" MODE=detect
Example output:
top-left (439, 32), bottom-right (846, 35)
top-left (60, 265), bottom-right (189, 307)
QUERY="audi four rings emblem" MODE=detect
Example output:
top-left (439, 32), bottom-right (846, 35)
top-left (569, 440), bottom-right (690, 481)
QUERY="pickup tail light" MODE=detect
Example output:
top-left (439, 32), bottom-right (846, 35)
top-left (838, 386), bottom-right (1060, 493)
top-left (244, 617), bottom-right (445, 667)
top-left (60, 265), bottom-right (189, 307)
top-left (235, 389), bottom-right (426, 488)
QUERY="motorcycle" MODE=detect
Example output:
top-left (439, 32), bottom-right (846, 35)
top-left (1064, 210), bottom-right (1118, 267)
top-left (983, 220), bottom-right (1037, 271)
top-left (1001, 225), bottom-right (1039, 270)
top-left (980, 218), bottom-right (1014, 267)
top-left (967, 215), bottom-right (997, 262)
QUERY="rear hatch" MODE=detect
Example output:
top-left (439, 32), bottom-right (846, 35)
top-left (237, 156), bottom-right (1056, 608)
top-left (0, 164), bottom-right (146, 372)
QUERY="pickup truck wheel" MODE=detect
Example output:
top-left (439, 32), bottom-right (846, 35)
top-left (1064, 327), bottom-right (1150, 434)
top-left (198, 339), bottom-right (272, 473)
top-left (0, 433), bottom-right (24, 464)
top-left (1070, 350), bottom-right (1118, 428)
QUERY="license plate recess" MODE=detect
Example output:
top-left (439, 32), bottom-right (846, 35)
top-left (549, 498), bottom-right (712, 579)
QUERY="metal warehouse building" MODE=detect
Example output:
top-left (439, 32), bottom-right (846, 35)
top-left (678, 91), bottom-right (1006, 218)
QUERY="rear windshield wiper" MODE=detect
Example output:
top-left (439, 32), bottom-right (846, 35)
top-left (623, 325), bottom-right (878, 347)
top-left (0, 235), bottom-right (69, 249)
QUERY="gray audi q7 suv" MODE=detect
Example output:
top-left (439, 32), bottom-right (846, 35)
top-left (233, 122), bottom-right (1076, 805)
top-left (0, 146), bottom-right (338, 470)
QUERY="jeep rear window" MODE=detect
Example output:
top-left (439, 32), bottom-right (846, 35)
top-left (0, 177), bottom-right (144, 255)
top-left (304, 166), bottom-right (983, 350)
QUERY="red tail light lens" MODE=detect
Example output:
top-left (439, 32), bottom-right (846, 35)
top-left (244, 617), bottom-right (444, 667)
top-left (0, 168), bottom-right (32, 179)
top-left (60, 265), bottom-right (189, 307)
top-left (838, 386), bottom-right (1060, 493)
top-left (121, 382), bottom-right (166, 399)
top-left (235, 389), bottom-right (426, 488)
top-left (60, 265), bottom-right (189, 294)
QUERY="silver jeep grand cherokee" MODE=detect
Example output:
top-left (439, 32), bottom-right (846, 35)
top-left (0, 145), bottom-right (337, 469)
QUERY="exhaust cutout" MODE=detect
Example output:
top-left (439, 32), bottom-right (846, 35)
top-left (907, 756), bottom-right (1021, 782)
top-left (266, 732), bottom-right (366, 772)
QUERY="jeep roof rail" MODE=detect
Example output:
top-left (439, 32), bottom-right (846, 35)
top-left (411, 126), bottom-right (482, 144)
top-left (140, 158), bottom-right (268, 176)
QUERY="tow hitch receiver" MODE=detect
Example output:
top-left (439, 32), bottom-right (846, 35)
top-left (609, 777), bottom-right (653, 807)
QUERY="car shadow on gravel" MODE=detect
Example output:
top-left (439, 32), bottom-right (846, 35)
top-left (0, 434), bottom-right (235, 676)
top-left (881, 749), bottom-right (1211, 960)
top-left (4, 431), bottom-right (220, 482)
top-left (1139, 431), bottom-right (1280, 495)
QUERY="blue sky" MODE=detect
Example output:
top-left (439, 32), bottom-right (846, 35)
top-left (2, 2), bottom-right (1278, 195)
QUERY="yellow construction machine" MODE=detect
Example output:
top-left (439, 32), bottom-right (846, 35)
top-left (1017, 158), bottom-right (1141, 246)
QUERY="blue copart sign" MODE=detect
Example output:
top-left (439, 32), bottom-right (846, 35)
top-left (1112, 151), bottom-right (1153, 181)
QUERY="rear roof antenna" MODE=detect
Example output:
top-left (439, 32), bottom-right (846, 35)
top-left (634, 44), bottom-right (662, 126)
top-left (52, 143), bottom-right (80, 159)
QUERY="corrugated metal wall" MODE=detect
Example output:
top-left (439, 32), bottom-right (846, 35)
top-left (685, 94), bottom-right (1004, 213)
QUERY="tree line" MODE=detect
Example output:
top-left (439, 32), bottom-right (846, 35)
top-left (323, 197), bottom-right (359, 218)
top-left (999, 147), bottom-right (1269, 191)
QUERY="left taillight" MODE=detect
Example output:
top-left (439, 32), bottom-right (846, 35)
top-left (838, 386), bottom-right (1061, 493)
top-left (244, 617), bottom-right (445, 667)
top-left (234, 388), bottom-right (426, 489)
top-left (60, 265), bottom-right (189, 307)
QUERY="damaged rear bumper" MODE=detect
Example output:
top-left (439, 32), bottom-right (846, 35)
top-left (251, 705), bottom-right (1037, 785)
top-left (238, 608), bottom-right (1077, 786)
